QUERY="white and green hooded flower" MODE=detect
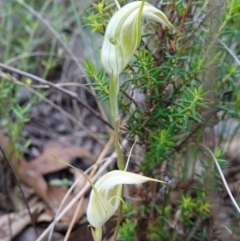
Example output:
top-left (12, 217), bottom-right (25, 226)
top-left (87, 170), bottom-right (164, 241)
top-left (101, 0), bottom-right (178, 76)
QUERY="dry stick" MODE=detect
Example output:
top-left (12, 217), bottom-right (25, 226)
top-left (0, 147), bottom-right (38, 237)
top-left (48, 157), bottom-right (110, 241)
top-left (48, 176), bottom-right (85, 241)
top-left (63, 197), bottom-right (84, 241)
top-left (24, 0), bottom-right (52, 53)
top-left (6, 51), bottom-right (74, 65)
top-left (200, 144), bottom-right (240, 214)
top-left (35, 141), bottom-right (123, 241)
top-left (47, 163), bottom-right (96, 241)
top-left (29, 80), bottom-right (110, 125)
top-left (89, 135), bottom-right (114, 177)
top-left (0, 71), bottom-right (104, 145)
top-left (16, 0), bottom-right (84, 73)
top-left (63, 135), bottom-right (114, 241)
top-left (218, 39), bottom-right (240, 66)
top-left (15, 0), bottom-right (112, 129)
top-left (173, 0), bottom-right (192, 43)
top-left (0, 63), bottom-right (112, 130)
top-left (30, 82), bottom-right (93, 92)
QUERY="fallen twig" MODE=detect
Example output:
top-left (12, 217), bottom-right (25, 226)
top-left (0, 146), bottom-right (38, 238)
top-left (0, 62), bottom-right (113, 129)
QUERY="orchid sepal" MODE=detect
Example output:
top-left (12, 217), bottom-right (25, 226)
top-left (101, 0), bottom-right (178, 76)
top-left (87, 170), bottom-right (165, 240)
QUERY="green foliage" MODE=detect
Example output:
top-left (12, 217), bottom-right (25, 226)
top-left (0, 78), bottom-right (32, 153)
top-left (86, 0), bottom-right (240, 239)
top-left (119, 219), bottom-right (137, 241)
top-left (1, 0), bottom-right (238, 239)
top-left (0, 0), bottom-right (55, 152)
top-left (178, 191), bottom-right (210, 218)
top-left (83, 59), bottom-right (109, 101)
top-left (0, 0), bottom-right (93, 155)
top-left (214, 146), bottom-right (228, 170)
top-left (119, 189), bottom-right (211, 241)
top-left (85, 0), bottom-right (111, 34)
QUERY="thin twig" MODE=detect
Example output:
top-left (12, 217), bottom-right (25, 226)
top-left (200, 144), bottom-right (240, 214)
top-left (37, 139), bottom-right (127, 241)
top-left (63, 197), bottom-right (84, 241)
top-left (0, 62), bottom-right (113, 129)
top-left (62, 135), bottom-right (114, 241)
top-left (47, 165), bottom-right (93, 241)
top-left (16, 0), bottom-right (84, 72)
top-left (5, 51), bottom-right (73, 65)
top-left (218, 39), bottom-right (240, 66)
top-left (0, 71), bottom-right (105, 145)
top-left (48, 176), bottom-right (84, 241)
top-left (0, 146), bottom-right (38, 237)
top-left (186, 218), bottom-right (201, 241)
top-left (36, 149), bottom-right (118, 241)
top-left (173, 0), bottom-right (192, 43)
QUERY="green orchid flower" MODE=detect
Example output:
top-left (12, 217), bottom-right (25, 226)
top-left (101, 2), bottom-right (178, 170)
top-left (101, 0), bottom-right (178, 76)
top-left (87, 170), bottom-right (164, 241)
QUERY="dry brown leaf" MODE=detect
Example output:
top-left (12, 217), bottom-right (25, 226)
top-left (70, 169), bottom-right (87, 195)
top-left (19, 160), bottom-right (49, 203)
top-left (0, 203), bottom-right (44, 241)
top-left (20, 140), bottom-right (94, 204)
top-left (28, 140), bottom-right (95, 175)
top-left (14, 226), bottom-right (64, 241)
top-left (0, 130), bottom-right (93, 215)
top-left (46, 185), bottom-right (86, 223)
top-left (0, 130), bottom-right (49, 202)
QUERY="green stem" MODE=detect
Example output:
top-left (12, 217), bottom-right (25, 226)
top-left (94, 227), bottom-right (102, 241)
top-left (109, 74), bottom-right (124, 240)
top-left (109, 74), bottom-right (119, 119)
top-left (112, 187), bottom-right (124, 241)
top-left (114, 118), bottom-right (124, 170)
top-left (109, 74), bottom-right (124, 170)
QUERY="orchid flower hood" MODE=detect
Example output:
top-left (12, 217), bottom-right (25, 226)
top-left (86, 170), bottom-right (164, 241)
top-left (101, 1), bottom-right (177, 76)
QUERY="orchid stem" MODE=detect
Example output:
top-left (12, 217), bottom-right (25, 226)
top-left (114, 118), bottom-right (124, 170)
top-left (109, 74), bottom-right (124, 170)
top-left (112, 187), bottom-right (124, 241)
top-left (109, 74), bottom-right (124, 240)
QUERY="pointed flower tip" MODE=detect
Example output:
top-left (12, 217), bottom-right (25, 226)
top-left (101, 1), bottom-right (179, 76)
top-left (87, 170), bottom-right (165, 230)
